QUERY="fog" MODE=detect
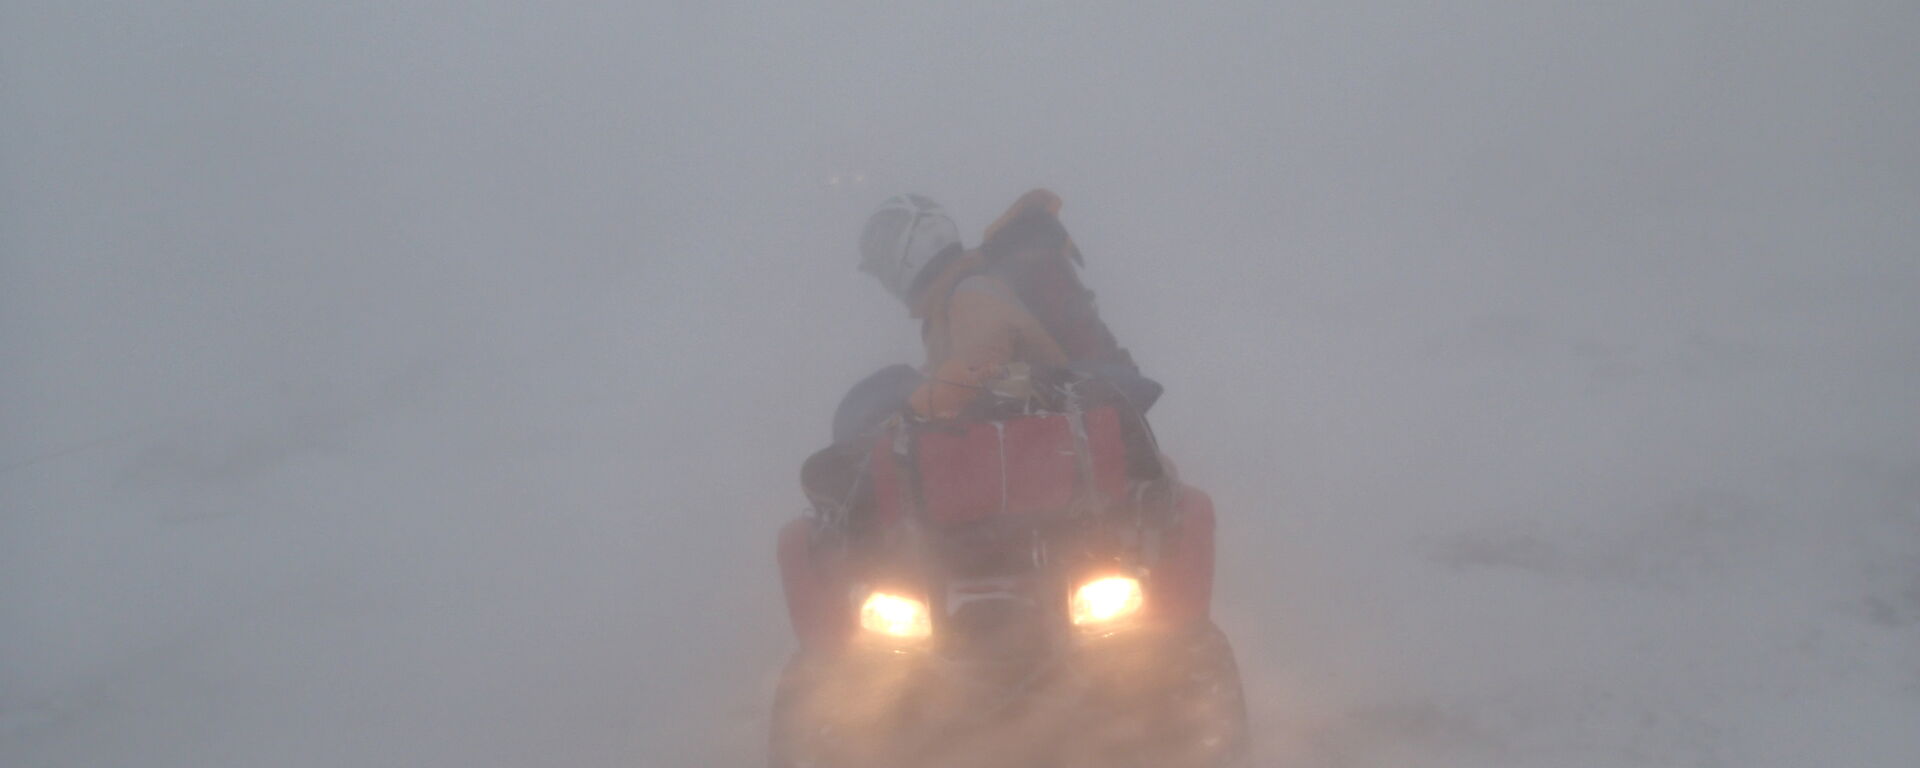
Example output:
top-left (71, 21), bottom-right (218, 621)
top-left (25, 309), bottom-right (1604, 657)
top-left (4, 2), bottom-right (1917, 766)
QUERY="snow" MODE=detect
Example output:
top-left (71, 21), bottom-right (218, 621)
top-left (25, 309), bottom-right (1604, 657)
top-left (4, 2), bottom-right (1917, 766)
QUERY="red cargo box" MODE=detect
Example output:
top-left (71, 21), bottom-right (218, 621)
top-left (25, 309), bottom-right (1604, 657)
top-left (871, 407), bottom-right (1130, 526)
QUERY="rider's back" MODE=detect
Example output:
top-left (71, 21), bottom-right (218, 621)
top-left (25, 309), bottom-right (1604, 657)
top-left (911, 189), bottom-right (1146, 419)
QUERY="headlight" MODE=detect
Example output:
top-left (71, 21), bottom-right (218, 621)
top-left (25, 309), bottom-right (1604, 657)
top-left (859, 591), bottom-right (932, 639)
top-left (1070, 575), bottom-right (1144, 626)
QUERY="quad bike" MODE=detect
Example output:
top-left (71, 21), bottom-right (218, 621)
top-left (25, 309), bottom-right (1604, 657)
top-left (773, 382), bottom-right (1249, 768)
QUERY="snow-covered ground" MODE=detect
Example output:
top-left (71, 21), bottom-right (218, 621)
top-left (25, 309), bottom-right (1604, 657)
top-left (5, 3), bottom-right (1916, 766)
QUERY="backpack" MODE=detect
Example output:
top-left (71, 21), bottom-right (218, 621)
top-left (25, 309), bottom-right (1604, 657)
top-left (977, 209), bottom-right (1136, 371)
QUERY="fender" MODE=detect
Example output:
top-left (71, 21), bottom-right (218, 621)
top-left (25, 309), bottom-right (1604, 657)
top-left (1152, 486), bottom-right (1217, 625)
top-left (776, 518), bottom-right (847, 652)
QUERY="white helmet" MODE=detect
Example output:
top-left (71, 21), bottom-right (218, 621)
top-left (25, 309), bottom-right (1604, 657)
top-left (859, 194), bottom-right (962, 306)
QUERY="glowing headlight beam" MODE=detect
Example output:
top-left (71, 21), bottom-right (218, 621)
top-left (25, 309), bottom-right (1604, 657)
top-left (1070, 575), bottom-right (1145, 626)
top-left (859, 591), bottom-right (932, 639)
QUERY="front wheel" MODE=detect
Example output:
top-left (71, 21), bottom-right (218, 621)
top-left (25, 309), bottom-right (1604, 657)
top-left (767, 654), bottom-right (834, 768)
top-left (1063, 622), bottom-right (1250, 768)
top-left (767, 652), bottom-right (917, 768)
top-left (1165, 622), bottom-right (1251, 767)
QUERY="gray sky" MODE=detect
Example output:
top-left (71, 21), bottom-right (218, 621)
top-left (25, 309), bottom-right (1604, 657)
top-left (4, 2), bottom-right (1918, 766)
